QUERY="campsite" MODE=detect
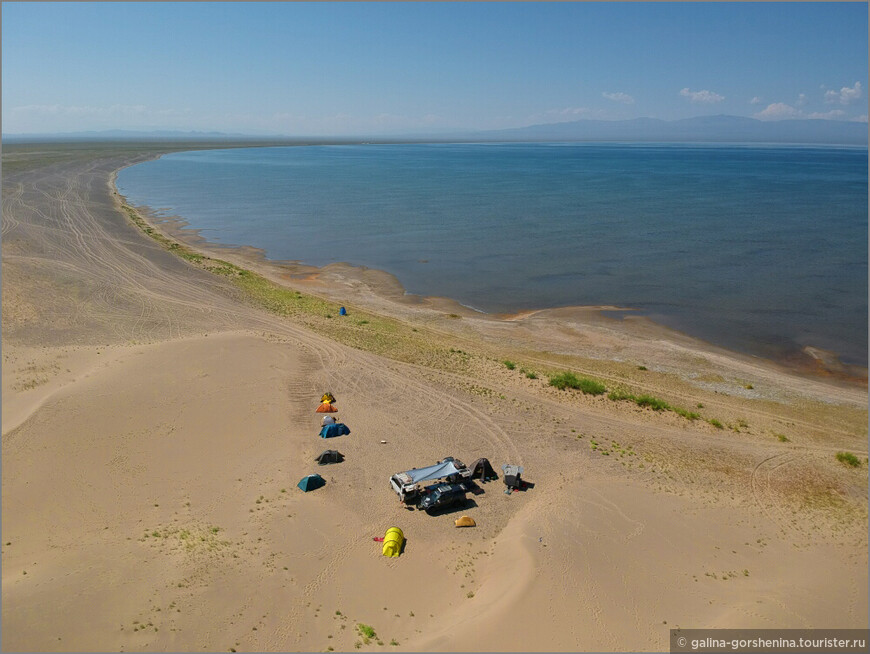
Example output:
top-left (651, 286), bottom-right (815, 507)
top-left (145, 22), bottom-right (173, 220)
top-left (2, 141), bottom-right (867, 652)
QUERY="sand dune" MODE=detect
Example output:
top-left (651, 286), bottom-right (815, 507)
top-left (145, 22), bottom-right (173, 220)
top-left (2, 143), bottom-right (867, 652)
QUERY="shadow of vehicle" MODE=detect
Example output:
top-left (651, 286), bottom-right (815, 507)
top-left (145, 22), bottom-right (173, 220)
top-left (465, 480), bottom-right (486, 496)
top-left (423, 497), bottom-right (479, 516)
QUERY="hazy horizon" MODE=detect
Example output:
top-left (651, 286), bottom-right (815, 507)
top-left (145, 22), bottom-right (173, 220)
top-left (3, 2), bottom-right (867, 137)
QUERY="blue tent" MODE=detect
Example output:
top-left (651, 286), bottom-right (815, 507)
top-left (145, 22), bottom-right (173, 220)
top-left (319, 422), bottom-right (351, 438)
top-left (297, 474), bottom-right (325, 492)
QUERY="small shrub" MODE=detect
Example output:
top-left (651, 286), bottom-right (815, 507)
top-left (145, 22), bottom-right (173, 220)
top-left (525, 371), bottom-right (537, 379)
top-left (357, 624), bottom-right (376, 639)
top-left (836, 452), bottom-right (861, 467)
top-left (637, 365), bottom-right (648, 371)
top-left (549, 372), bottom-right (606, 395)
top-left (708, 418), bottom-right (724, 429)
top-left (775, 434), bottom-right (790, 442)
top-left (503, 360), bottom-right (516, 370)
top-left (608, 389), bottom-right (636, 402)
top-left (673, 407), bottom-right (700, 420)
top-left (635, 395), bottom-right (670, 411)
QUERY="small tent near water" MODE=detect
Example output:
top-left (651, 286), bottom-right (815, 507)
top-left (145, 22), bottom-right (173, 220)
top-left (315, 450), bottom-right (344, 465)
top-left (319, 423), bottom-right (350, 438)
top-left (297, 473), bottom-right (326, 492)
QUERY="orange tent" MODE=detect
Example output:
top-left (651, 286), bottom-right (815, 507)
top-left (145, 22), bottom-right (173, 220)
top-left (316, 402), bottom-right (338, 413)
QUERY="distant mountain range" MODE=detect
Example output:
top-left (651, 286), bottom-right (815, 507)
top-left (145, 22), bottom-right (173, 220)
top-left (478, 115), bottom-right (868, 145)
top-left (4, 115), bottom-right (867, 145)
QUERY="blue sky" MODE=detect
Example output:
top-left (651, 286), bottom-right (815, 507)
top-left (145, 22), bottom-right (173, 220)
top-left (3, 2), bottom-right (867, 135)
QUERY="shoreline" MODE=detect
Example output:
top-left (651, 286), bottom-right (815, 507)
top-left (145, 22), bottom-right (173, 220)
top-left (113, 157), bottom-right (867, 388)
top-left (4, 142), bottom-right (867, 652)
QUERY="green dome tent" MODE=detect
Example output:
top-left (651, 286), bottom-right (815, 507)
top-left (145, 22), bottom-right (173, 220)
top-left (297, 474), bottom-right (326, 492)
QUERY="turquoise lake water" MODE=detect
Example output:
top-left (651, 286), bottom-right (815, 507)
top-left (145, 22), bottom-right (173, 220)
top-left (117, 143), bottom-right (868, 365)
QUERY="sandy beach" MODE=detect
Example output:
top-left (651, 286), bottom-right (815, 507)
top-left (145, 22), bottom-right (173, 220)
top-left (2, 142), bottom-right (867, 652)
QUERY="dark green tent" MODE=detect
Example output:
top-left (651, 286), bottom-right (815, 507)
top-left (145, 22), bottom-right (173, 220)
top-left (315, 450), bottom-right (344, 465)
top-left (297, 474), bottom-right (326, 492)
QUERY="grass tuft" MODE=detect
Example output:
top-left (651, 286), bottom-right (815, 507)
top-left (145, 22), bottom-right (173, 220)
top-left (634, 395), bottom-right (671, 411)
top-left (357, 624), bottom-right (376, 640)
top-left (836, 452), bottom-right (861, 467)
top-left (549, 372), bottom-right (607, 395)
top-left (608, 389), bottom-right (636, 402)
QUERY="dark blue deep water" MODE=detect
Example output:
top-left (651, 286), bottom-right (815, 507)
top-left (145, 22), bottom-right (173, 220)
top-left (117, 143), bottom-right (868, 365)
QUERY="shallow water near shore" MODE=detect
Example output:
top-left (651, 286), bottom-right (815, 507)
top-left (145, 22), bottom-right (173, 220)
top-left (117, 142), bottom-right (868, 366)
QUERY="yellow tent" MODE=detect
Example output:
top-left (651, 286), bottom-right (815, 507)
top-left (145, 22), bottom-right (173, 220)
top-left (454, 516), bottom-right (476, 528)
top-left (382, 527), bottom-right (404, 557)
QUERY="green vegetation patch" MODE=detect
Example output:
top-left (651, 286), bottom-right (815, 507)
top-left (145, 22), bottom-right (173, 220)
top-left (836, 452), bottom-right (862, 467)
top-left (609, 387), bottom-right (700, 420)
top-left (672, 407), bottom-right (701, 420)
top-left (634, 394), bottom-right (671, 411)
top-left (548, 371), bottom-right (607, 395)
top-left (356, 623), bottom-right (377, 644)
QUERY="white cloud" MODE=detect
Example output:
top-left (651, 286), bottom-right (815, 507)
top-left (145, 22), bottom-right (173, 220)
top-left (550, 107), bottom-right (591, 116)
top-left (602, 91), bottom-right (634, 104)
top-left (754, 102), bottom-right (801, 120)
top-left (852, 115), bottom-right (868, 123)
top-left (680, 88), bottom-right (725, 104)
top-left (749, 96), bottom-right (762, 105)
top-left (806, 109), bottom-right (846, 119)
top-left (797, 93), bottom-right (807, 106)
top-left (824, 81), bottom-right (863, 105)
